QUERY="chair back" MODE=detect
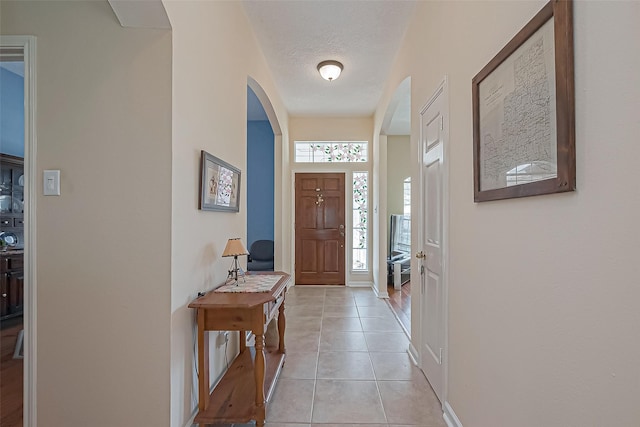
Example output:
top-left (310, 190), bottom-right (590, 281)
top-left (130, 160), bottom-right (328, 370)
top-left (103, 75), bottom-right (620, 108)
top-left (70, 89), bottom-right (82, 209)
top-left (249, 240), bottom-right (274, 261)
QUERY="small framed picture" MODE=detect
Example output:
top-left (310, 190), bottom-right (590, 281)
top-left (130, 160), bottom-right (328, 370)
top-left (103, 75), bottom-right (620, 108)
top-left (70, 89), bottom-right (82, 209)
top-left (199, 150), bottom-right (241, 212)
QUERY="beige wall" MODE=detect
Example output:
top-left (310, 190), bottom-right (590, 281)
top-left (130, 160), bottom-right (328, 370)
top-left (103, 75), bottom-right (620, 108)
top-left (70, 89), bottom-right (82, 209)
top-left (386, 135), bottom-right (410, 251)
top-left (163, 2), bottom-right (289, 425)
top-left (290, 116), bottom-right (373, 143)
top-left (375, 1), bottom-right (640, 425)
top-left (1, 1), bottom-right (172, 425)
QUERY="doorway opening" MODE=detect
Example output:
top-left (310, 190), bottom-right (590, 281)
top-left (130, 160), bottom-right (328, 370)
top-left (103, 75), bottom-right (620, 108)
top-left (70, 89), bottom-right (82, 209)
top-left (246, 77), bottom-right (284, 273)
top-left (0, 36), bottom-right (35, 427)
top-left (380, 77), bottom-right (412, 334)
top-left (246, 85), bottom-right (275, 272)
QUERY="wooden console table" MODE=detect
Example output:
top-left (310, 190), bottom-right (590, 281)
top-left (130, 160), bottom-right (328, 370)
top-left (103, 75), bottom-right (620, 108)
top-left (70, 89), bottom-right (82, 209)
top-left (188, 271), bottom-right (289, 427)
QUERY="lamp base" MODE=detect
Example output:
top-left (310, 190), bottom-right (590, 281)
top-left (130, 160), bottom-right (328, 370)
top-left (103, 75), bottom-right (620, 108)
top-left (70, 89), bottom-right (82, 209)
top-left (226, 256), bottom-right (246, 285)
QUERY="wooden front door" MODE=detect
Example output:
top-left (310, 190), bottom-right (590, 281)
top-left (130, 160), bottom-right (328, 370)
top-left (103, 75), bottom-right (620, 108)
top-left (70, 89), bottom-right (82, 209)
top-left (295, 173), bottom-right (346, 285)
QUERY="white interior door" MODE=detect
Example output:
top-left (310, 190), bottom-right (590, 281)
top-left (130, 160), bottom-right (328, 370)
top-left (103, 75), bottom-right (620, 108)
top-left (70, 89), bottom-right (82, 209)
top-left (419, 81), bottom-right (448, 403)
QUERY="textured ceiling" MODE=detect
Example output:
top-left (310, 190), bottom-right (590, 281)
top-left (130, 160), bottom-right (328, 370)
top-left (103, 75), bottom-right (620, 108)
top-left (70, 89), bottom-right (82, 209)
top-left (243, 0), bottom-right (415, 119)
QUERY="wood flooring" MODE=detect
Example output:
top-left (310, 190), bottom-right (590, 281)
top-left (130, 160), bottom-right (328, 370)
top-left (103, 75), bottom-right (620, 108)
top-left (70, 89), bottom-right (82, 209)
top-left (387, 281), bottom-right (411, 334)
top-left (1, 318), bottom-right (23, 427)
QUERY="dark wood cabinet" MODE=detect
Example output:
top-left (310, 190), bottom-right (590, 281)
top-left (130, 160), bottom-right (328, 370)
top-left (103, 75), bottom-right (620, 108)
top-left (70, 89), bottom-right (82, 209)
top-left (0, 154), bottom-right (25, 320)
top-left (0, 253), bottom-right (23, 320)
top-left (0, 154), bottom-right (24, 218)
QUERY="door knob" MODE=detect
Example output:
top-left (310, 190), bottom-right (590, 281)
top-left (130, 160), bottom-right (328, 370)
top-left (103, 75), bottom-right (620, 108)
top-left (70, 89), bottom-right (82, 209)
top-left (415, 251), bottom-right (426, 259)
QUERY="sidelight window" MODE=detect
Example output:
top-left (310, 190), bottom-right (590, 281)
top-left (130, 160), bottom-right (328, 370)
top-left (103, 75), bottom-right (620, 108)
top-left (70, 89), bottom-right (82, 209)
top-left (352, 172), bottom-right (368, 271)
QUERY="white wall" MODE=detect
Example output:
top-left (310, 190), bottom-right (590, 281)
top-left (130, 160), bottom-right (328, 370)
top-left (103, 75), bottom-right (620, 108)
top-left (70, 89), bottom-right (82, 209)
top-left (164, 2), bottom-right (289, 425)
top-left (375, 1), bottom-right (640, 425)
top-left (1, 1), bottom-right (172, 425)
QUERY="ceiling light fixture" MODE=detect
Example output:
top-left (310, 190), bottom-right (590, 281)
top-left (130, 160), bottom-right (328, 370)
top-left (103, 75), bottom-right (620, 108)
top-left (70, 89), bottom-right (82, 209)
top-left (317, 60), bottom-right (343, 82)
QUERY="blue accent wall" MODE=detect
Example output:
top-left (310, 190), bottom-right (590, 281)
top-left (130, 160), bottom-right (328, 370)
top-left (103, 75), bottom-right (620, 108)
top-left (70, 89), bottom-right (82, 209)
top-left (247, 120), bottom-right (274, 248)
top-left (0, 67), bottom-right (25, 157)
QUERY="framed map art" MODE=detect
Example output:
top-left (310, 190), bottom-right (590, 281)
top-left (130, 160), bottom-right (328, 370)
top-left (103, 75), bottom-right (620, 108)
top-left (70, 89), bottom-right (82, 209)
top-left (472, 0), bottom-right (575, 202)
top-left (199, 150), bottom-right (241, 212)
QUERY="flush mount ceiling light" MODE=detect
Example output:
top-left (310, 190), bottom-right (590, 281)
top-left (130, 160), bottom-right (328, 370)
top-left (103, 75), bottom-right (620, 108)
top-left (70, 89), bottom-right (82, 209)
top-left (317, 60), bottom-right (343, 82)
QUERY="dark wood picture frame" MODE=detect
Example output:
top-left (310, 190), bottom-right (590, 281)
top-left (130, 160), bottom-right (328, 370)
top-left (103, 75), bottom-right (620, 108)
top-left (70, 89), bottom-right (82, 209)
top-left (472, 0), bottom-right (575, 202)
top-left (199, 150), bottom-right (241, 212)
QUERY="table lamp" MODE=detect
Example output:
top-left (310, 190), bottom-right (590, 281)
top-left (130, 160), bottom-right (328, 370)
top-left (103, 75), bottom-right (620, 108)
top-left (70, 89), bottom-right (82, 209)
top-left (222, 238), bottom-right (249, 284)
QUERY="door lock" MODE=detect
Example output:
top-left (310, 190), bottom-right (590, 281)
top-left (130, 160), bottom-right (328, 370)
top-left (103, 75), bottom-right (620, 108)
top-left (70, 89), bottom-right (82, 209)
top-left (415, 251), bottom-right (426, 259)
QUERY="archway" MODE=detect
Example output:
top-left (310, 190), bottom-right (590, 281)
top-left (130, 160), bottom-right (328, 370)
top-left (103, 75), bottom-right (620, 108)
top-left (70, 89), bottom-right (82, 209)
top-left (246, 77), bottom-right (284, 271)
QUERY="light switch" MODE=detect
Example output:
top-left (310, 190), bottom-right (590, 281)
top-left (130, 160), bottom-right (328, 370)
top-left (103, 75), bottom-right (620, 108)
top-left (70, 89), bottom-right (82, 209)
top-left (43, 170), bottom-right (60, 196)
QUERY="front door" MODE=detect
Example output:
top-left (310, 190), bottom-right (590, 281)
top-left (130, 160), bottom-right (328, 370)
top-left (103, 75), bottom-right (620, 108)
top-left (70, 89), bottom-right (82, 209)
top-left (295, 173), bottom-right (345, 285)
top-left (419, 81), bottom-right (448, 403)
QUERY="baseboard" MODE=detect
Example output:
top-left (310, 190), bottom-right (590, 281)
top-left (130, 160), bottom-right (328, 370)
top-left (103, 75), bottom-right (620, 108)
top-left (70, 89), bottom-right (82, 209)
top-left (375, 289), bottom-right (389, 298)
top-left (443, 401), bottom-right (463, 427)
top-left (183, 409), bottom-right (197, 427)
top-left (369, 282), bottom-right (389, 298)
top-left (347, 280), bottom-right (373, 288)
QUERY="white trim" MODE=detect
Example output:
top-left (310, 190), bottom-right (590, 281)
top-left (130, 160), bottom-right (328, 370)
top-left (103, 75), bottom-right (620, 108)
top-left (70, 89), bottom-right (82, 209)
top-left (1, 34), bottom-right (37, 427)
top-left (369, 282), bottom-right (388, 298)
top-left (442, 75), bottom-right (451, 408)
top-left (408, 341), bottom-right (420, 366)
top-left (417, 76), bottom-right (450, 404)
top-left (182, 410), bottom-right (197, 427)
top-left (443, 401), bottom-right (463, 427)
top-left (25, 36), bottom-right (37, 427)
top-left (376, 134), bottom-right (388, 301)
top-left (346, 280), bottom-right (373, 288)
top-left (107, 0), bottom-right (171, 29)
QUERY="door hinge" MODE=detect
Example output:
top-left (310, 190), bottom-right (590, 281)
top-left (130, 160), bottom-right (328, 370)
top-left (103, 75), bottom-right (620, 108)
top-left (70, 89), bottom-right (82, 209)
top-left (440, 115), bottom-right (444, 130)
top-left (439, 347), bottom-right (443, 364)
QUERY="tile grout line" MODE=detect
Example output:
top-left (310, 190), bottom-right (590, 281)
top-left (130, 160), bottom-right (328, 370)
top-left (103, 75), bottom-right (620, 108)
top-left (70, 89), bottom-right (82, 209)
top-left (361, 299), bottom-right (391, 426)
top-left (307, 291), bottom-right (325, 424)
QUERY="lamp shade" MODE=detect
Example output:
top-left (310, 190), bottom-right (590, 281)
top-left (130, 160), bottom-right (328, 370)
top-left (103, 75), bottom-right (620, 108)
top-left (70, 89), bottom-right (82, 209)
top-left (317, 60), bottom-right (343, 81)
top-left (222, 238), bottom-right (249, 257)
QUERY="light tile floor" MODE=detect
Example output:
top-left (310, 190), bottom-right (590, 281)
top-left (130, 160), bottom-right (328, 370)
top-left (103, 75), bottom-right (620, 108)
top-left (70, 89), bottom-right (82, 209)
top-left (208, 285), bottom-right (445, 427)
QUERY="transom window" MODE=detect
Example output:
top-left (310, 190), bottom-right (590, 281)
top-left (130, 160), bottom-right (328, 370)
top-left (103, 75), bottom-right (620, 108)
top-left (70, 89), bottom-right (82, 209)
top-left (295, 141), bottom-right (368, 163)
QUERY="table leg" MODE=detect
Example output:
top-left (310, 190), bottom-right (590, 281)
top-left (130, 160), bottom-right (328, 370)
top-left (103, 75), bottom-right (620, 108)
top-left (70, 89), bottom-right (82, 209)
top-left (278, 296), bottom-right (286, 354)
top-left (254, 332), bottom-right (266, 425)
top-left (239, 330), bottom-right (246, 353)
top-left (197, 309), bottom-right (209, 411)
